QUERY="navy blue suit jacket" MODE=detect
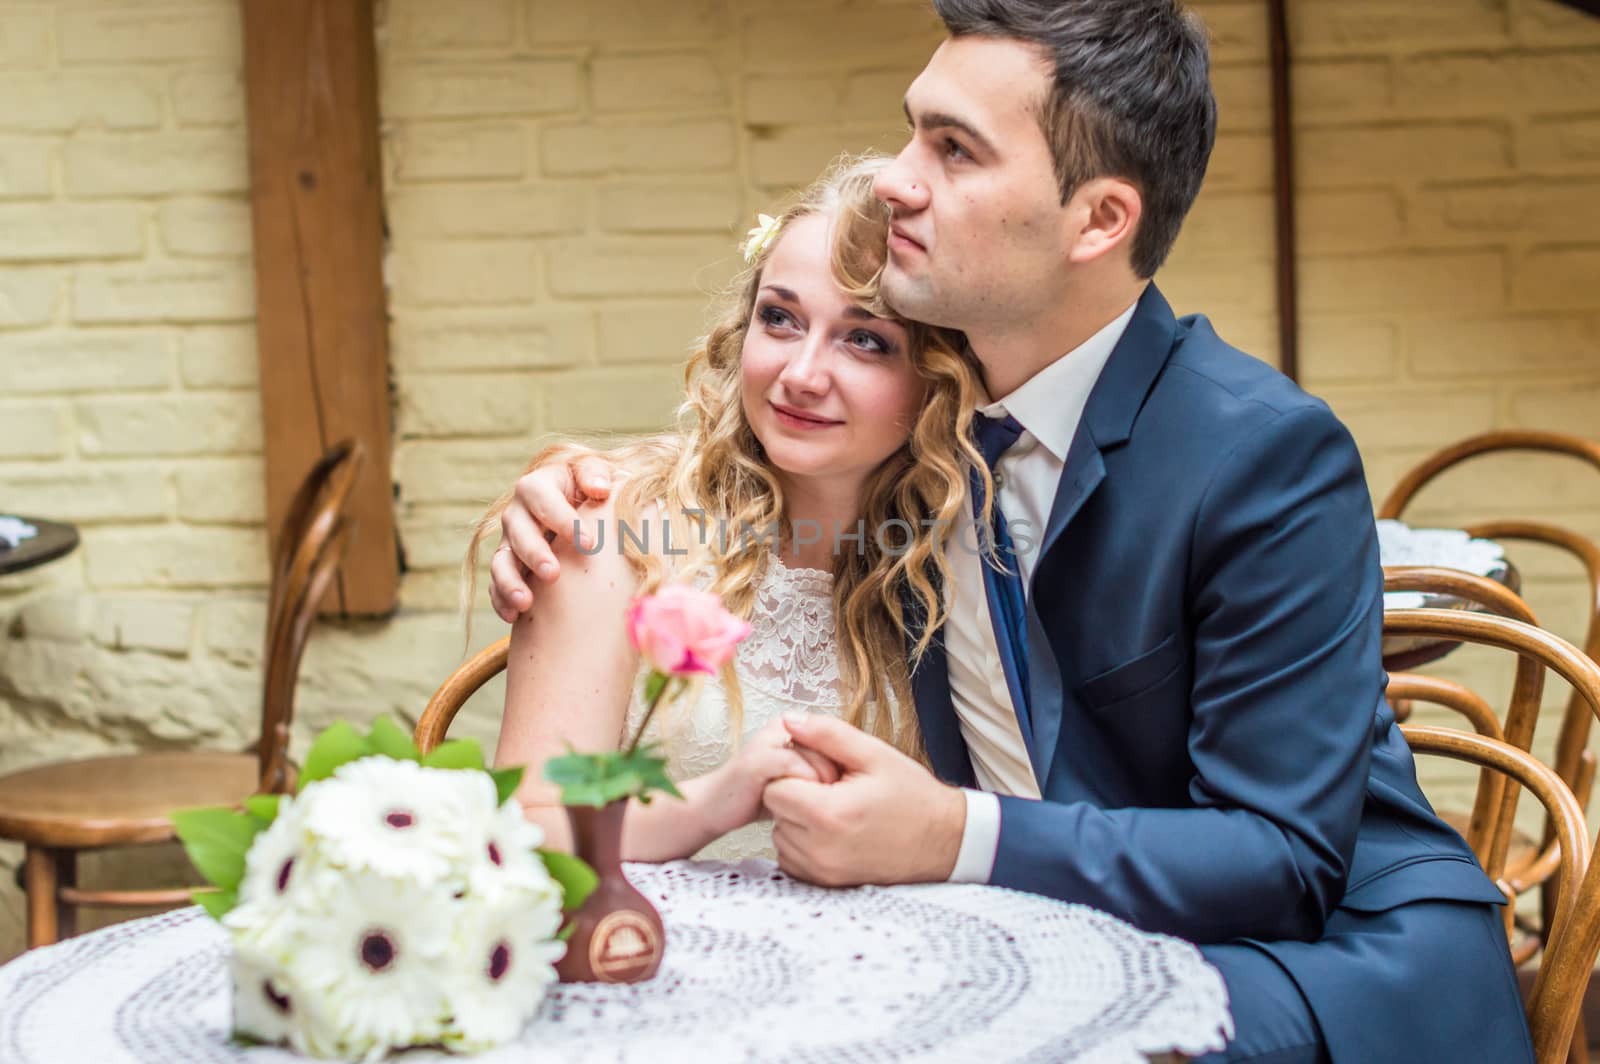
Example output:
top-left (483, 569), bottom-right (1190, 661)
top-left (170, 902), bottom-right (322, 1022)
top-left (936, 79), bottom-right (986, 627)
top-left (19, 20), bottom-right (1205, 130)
top-left (910, 286), bottom-right (1510, 1056)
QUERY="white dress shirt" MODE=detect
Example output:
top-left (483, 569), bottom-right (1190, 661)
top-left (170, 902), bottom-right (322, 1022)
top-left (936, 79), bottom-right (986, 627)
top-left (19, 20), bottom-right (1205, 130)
top-left (947, 301), bottom-right (1140, 883)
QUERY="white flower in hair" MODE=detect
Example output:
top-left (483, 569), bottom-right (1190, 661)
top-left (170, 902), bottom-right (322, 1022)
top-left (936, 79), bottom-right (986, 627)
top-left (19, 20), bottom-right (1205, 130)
top-left (742, 212), bottom-right (781, 263)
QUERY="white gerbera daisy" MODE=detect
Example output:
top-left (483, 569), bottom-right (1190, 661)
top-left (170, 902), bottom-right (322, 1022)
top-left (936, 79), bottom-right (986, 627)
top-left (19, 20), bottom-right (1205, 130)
top-left (228, 944), bottom-right (296, 1047)
top-left (287, 868), bottom-right (456, 1054)
top-left (284, 986), bottom-right (374, 1064)
top-left (302, 757), bottom-right (497, 883)
top-left (236, 794), bottom-right (307, 907)
top-left (443, 888), bottom-right (566, 1051)
top-left (468, 800), bottom-right (561, 903)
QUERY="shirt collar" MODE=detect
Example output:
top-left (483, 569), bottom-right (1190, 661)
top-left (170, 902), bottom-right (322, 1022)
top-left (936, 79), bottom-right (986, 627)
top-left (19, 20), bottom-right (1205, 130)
top-left (977, 300), bottom-right (1140, 463)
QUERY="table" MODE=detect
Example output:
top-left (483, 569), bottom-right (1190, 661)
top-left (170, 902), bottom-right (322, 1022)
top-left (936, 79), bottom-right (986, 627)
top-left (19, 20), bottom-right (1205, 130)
top-left (0, 860), bottom-right (1233, 1063)
top-left (1378, 519), bottom-right (1519, 671)
top-left (0, 515), bottom-right (79, 577)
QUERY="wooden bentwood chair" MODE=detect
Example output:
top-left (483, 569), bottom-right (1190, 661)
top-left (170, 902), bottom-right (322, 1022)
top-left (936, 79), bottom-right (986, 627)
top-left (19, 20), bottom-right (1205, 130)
top-left (1384, 568), bottom-right (1596, 967)
top-left (1401, 725), bottom-right (1595, 1064)
top-left (413, 636), bottom-right (511, 755)
top-left (1386, 607), bottom-right (1600, 1059)
top-left (0, 440), bottom-right (363, 948)
top-left (1382, 431), bottom-right (1600, 841)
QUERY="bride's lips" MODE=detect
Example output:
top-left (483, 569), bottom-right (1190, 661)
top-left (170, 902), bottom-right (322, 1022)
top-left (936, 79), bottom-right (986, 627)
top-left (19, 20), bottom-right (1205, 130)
top-left (770, 402), bottom-right (843, 430)
top-left (888, 225), bottom-right (926, 255)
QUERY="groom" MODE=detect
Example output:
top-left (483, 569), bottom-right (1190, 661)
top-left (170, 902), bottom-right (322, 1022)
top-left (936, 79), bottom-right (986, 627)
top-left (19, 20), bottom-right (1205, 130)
top-left (485, 2), bottom-right (1532, 1060)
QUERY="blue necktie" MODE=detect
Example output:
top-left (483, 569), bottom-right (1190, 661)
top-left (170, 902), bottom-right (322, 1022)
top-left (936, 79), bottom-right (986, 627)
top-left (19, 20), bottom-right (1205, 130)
top-left (971, 412), bottom-right (1031, 726)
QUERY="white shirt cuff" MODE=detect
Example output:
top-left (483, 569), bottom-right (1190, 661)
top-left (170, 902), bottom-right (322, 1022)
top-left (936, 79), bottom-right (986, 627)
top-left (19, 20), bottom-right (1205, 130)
top-left (948, 788), bottom-right (1001, 884)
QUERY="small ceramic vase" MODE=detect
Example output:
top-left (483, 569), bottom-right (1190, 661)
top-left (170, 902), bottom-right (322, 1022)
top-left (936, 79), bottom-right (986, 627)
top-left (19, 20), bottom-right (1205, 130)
top-left (554, 799), bottom-right (664, 983)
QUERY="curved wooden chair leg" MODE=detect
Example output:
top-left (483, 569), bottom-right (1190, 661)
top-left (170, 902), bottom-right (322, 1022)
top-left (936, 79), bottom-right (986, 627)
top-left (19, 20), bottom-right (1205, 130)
top-left (23, 846), bottom-right (58, 949)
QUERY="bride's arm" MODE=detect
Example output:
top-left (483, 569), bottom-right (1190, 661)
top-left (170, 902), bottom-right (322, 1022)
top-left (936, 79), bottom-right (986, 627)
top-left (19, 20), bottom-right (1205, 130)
top-left (494, 498), bottom-right (820, 859)
top-left (492, 494), bottom-right (640, 851)
top-left (622, 721), bottom-right (838, 861)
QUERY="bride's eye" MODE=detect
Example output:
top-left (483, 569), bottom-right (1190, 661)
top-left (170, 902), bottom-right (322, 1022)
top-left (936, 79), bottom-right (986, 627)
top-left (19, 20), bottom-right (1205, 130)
top-left (759, 305), bottom-right (798, 331)
top-left (846, 329), bottom-right (894, 355)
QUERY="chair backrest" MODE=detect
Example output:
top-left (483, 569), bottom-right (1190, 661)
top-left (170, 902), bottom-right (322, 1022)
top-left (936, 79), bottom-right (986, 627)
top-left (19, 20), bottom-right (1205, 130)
top-left (257, 439), bottom-right (364, 792)
top-left (1381, 566), bottom-right (1539, 751)
top-left (1378, 431), bottom-right (1600, 813)
top-left (1384, 609), bottom-right (1600, 891)
top-left (1383, 565), bottom-right (1540, 626)
top-left (1401, 725), bottom-right (1594, 1064)
top-left (1458, 522), bottom-right (1600, 811)
top-left (1377, 430), bottom-right (1600, 522)
top-left (414, 636), bottom-right (510, 755)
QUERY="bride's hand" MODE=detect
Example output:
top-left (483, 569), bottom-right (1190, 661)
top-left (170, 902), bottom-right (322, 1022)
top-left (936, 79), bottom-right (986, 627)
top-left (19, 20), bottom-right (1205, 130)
top-left (702, 720), bottom-right (842, 837)
top-left (490, 451), bottom-right (617, 622)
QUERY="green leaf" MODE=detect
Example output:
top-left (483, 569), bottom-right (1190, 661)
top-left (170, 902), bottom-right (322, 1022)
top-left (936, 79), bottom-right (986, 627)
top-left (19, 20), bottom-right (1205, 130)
top-left (544, 747), bottom-right (680, 805)
top-left (299, 720), bottom-right (371, 786)
top-left (172, 807), bottom-right (262, 891)
top-left (543, 752), bottom-right (602, 786)
top-left (605, 769), bottom-right (645, 799)
top-left (559, 781), bottom-right (613, 808)
top-left (242, 794), bottom-right (281, 824)
top-left (490, 766), bottom-right (525, 805)
top-left (540, 850), bottom-right (597, 913)
top-left (367, 717), bottom-right (421, 761)
top-left (193, 886), bottom-right (237, 921)
top-left (643, 766), bottom-right (684, 801)
top-left (420, 738), bottom-right (486, 772)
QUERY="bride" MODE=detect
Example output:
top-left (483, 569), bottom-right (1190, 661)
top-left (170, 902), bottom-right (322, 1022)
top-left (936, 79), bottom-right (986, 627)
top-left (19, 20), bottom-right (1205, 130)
top-left (465, 156), bottom-right (987, 861)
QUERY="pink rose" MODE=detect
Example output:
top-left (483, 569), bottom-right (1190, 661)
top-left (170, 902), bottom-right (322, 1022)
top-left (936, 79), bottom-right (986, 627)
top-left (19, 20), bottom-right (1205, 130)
top-left (626, 585), bottom-right (753, 677)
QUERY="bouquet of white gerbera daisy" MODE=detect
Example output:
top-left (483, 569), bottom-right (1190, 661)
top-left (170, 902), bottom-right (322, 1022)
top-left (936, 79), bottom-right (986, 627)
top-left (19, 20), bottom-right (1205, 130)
top-left (173, 718), bottom-right (594, 1061)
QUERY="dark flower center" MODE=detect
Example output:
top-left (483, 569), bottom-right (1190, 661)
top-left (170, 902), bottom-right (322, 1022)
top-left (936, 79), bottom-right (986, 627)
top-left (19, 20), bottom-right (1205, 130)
top-left (263, 980), bottom-right (291, 1014)
top-left (384, 810), bottom-right (415, 829)
top-left (488, 942), bottom-right (511, 982)
top-left (360, 931), bottom-right (397, 972)
top-left (275, 857), bottom-right (294, 893)
top-left (487, 842), bottom-right (502, 866)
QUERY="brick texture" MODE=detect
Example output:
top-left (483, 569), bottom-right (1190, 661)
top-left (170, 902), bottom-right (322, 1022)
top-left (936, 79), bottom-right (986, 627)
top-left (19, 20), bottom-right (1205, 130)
top-left (0, 0), bottom-right (1596, 962)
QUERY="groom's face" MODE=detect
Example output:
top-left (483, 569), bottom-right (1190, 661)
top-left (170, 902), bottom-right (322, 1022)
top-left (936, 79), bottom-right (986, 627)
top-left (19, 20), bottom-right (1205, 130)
top-left (875, 36), bottom-right (1072, 333)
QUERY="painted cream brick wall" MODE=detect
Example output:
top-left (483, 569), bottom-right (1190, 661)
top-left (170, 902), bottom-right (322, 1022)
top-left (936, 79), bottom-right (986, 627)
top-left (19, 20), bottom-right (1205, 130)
top-left (0, 0), bottom-right (1596, 959)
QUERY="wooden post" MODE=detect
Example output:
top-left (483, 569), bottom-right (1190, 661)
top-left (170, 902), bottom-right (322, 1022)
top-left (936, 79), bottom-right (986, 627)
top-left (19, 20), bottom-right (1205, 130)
top-left (1267, 0), bottom-right (1300, 384)
top-left (241, 0), bottom-right (398, 615)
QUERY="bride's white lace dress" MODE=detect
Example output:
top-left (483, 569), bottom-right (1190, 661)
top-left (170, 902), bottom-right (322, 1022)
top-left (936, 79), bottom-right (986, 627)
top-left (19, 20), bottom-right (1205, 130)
top-left (622, 556), bottom-right (844, 861)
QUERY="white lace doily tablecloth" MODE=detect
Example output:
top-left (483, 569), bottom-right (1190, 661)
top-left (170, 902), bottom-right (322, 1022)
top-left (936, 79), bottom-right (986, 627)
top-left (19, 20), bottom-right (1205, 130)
top-left (0, 860), bottom-right (1232, 1064)
top-left (1377, 518), bottom-right (1514, 611)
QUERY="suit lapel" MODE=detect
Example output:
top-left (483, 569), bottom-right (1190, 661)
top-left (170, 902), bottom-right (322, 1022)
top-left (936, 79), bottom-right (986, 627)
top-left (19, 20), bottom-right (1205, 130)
top-left (904, 591), bottom-right (976, 787)
top-left (1027, 284), bottom-right (1184, 788)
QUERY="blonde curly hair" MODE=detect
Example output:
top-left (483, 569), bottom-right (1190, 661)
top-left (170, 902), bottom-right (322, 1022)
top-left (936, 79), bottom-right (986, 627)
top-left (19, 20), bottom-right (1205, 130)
top-left (466, 154), bottom-right (990, 761)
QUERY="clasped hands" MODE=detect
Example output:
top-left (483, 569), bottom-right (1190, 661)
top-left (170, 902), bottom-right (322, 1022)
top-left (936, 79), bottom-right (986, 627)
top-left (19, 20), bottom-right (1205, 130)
top-left (705, 712), bottom-right (967, 887)
top-left (490, 454), bottom-right (966, 887)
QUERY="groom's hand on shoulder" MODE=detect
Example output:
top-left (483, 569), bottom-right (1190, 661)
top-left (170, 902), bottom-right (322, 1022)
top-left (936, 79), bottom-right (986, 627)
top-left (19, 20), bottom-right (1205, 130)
top-left (490, 452), bottom-right (615, 621)
top-left (765, 713), bottom-right (965, 887)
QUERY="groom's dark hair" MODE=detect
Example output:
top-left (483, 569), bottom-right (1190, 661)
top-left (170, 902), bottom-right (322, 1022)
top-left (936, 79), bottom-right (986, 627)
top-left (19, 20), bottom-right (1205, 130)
top-left (934, 0), bottom-right (1216, 278)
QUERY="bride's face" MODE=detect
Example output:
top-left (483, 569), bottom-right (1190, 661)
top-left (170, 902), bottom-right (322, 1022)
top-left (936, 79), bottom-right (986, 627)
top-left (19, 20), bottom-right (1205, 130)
top-left (740, 213), bottom-right (924, 493)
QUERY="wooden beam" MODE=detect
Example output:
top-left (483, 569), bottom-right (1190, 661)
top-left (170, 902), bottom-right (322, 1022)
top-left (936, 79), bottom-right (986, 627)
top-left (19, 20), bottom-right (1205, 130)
top-left (241, 0), bottom-right (398, 616)
top-left (1267, 0), bottom-right (1300, 384)
top-left (1554, 0), bottom-right (1600, 18)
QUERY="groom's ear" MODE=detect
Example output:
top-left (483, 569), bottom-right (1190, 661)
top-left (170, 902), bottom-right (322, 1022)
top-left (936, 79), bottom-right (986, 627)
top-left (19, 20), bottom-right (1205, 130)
top-left (1063, 176), bottom-right (1142, 268)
